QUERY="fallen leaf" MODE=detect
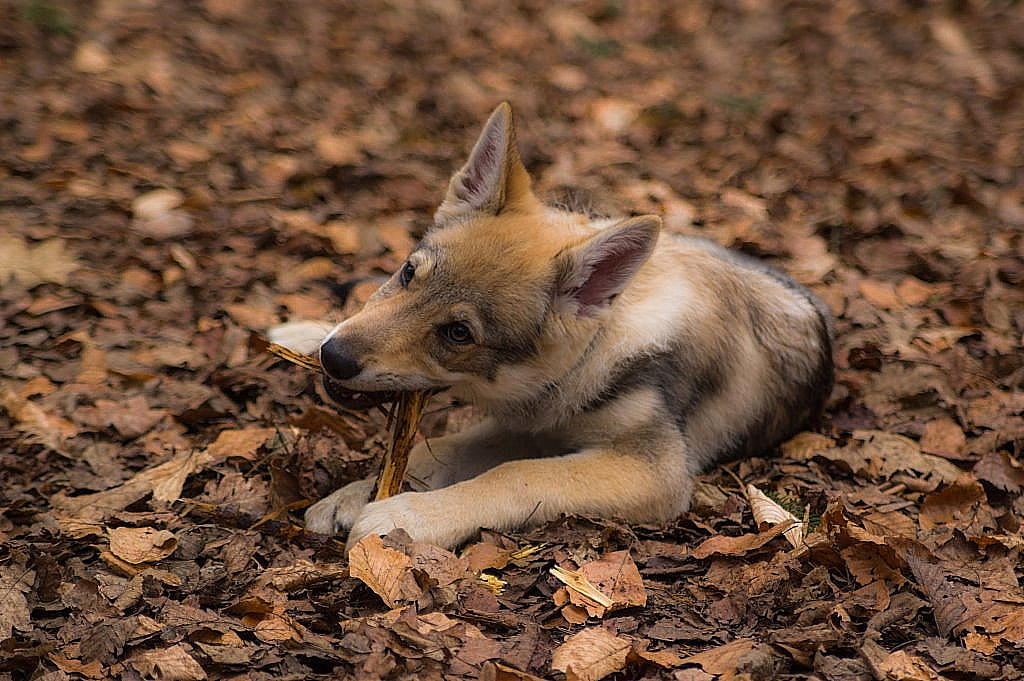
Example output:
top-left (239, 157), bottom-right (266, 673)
top-left (551, 627), bottom-right (631, 681)
top-left (46, 653), bottom-right (105, 678)
top-left (315, 133), bottom-right (362, 165)
top-left (552, 550), bottom-right (647, 618)
top-left (51, 427), bottom-right (276, 519)
top-left (677, 638), bottom-right (759, 676)
top-left (254, 560), bottom-right (348, 591)
top-left (629, 646), bottom-right (684, 668)
top-left (252, 614), bottom-right (301, 643)
top-left (878, 649), bottom-right (942, 681)
top-left (746, 485), bottom-right (806, 548)
top-left (691, 520), bottom-right (795, 559)
top-left (480, 661), bottom-right (549, 681)
top-left (0, 235), bottom-right (79, 288)
top-left (0, 381), bottom-right (78, 453)
top-left (131, 189), bottom-right (194, 239)
top-left (132, 189), bottom-right (185, 220)
top-left (75, 396), bottom-right (168, 439)
top-left (551, 566), bottom-right (614, 612)
top-left (347, 534), bottom-right (423, 608)
top-left (108, 527), bottom-right (178, 564)
top-left (920, 417), bottom-right (966, 457)
top-left (0, 563), bottom-right (34, 639)
top-left (129, 643), bottom-right (206, 681)
top-left (73, 41), bottom-right (111, 73)
top-left (918, 474), bottom-right (990, 531)
top-left (973, 451), bottom-right (1024, 493)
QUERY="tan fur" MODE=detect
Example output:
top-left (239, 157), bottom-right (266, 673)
top-left (271, 104), bottom-right (834, 549)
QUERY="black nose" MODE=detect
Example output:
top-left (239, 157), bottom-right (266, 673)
top-left (319, 339), bottom-right (362, 380)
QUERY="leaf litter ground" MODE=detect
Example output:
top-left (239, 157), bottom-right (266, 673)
top-left (1, 2), bottom-right (1023, 680)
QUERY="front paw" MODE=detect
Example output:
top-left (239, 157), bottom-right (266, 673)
top-left (305, 478), bottom-right (375, 534)
top-left (347, 490), bottom-right (478, 550)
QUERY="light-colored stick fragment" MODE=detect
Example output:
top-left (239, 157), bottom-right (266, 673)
top-left (374, 390), bottom-right (431, 500)
top-left (264, 341), bottom-right (323, 371)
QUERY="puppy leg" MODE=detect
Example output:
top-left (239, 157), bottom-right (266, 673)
top-left (348, 440), bottom-right (690, 550)
top-left (304, 419), bottom-right (541, 534)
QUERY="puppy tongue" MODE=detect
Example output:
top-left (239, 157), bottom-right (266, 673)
top-left (321, 375), bottom-right (397, 410)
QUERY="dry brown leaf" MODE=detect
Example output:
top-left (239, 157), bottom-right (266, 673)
top-left (860, 510), bottom-right (918, 539)
top-left (677, 638), bottom-right (759, 676)
top-left (551, 627), bottom-right (631, 681)
top-left (0, 381), bottom-right (78, 453)
top-left (52, 427), bottom-right (276, 519)
top-left (552, 550), bottom-right (647, 618)
top-left (746, 485), bottom-right (805, 548)
top-left (878, 649), bottom-right (942, 681)
top-left (203, 427), bottom-right (279, 462)
top-left (973, 451), bottom-right (1024, 493)
top-left (0, 235), bottom-right (79, 288)
top-left (858, 279), bottom-right (901, 310)
top-left (918, 474), bottom-right (990, 530)
top-left (315, 133), bottom-right (362, 165)
top-left (629, 646), bottom-right (684, 669)
top-left (920, 417), bottom-right (966, 457)
top-left (129, 643), bottom-right (206, 681)
top-left (550, 566), bottom-right (615, 616)
top-left (72, 40), bottom-right (111, 73)
top-left (224, 302), bottom-right (278, 331)
top-left (591, 97), bottom-right (640, 135)
top-left (0, 564), bottom-right (34, 640)
top-left (108, 527), bottom-right (178, 564)
top-left (791, 430), bottom-right (962, 489)
top-left (131, 189), bottom-right (194, 239)
top-left (151, 430), bottom-right (274, 502)
top-left (132, 188), bottom-right (185, 219)
top-left (896, 276), bottom-right (937, 306)
top-left (75, 396), bottom-right (168, 439)
top-left (322, 220), bottom-right (361, 255)
top-left (462, 542), bottom-right (514, 572)
top-left (580, 551), bottom-right (646, 612)
top-left (252, 614), bottom-right (301, 643)
top-left (779, 431), bottom-right (835, 458)
top-left (481, 661), bottom-right (550, 681)
top-left (254, 560), bottom-right (348, 591)
top-left (46, 653), bottom-right (105, 678)
top-left (930, 17), bottom-right (996, 94)
top-left (67, 331), bottom-right (109, 385)
top-left (691, 520), bottom-right (795, 560)
top-left (347, 534), bottom-right (423, 608)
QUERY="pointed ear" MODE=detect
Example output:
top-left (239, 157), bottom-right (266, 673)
top-left (434, 102), bottom-right (537, 224)
top-left (556, 216), bottom-right (661, 314)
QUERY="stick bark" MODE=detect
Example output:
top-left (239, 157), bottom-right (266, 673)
top-left (374, 390), bottom-right (430, 500)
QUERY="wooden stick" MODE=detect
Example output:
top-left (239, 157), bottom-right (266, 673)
top-left (259, 335), bottom-right (430, 501)
top-left (263, 340), bottom-right (323, 370)
top-left (374, 389), bottom-right (431, 500)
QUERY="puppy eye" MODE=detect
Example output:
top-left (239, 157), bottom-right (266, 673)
top-left (399, 261), bottom-right (415, 287)
top-left (439, 322), bottom-right (473, 345)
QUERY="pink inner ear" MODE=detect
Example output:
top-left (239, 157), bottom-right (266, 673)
top-left (456, 134), bottom-right (501, 205)
top-left (576, 250), bottom-right (635, 308)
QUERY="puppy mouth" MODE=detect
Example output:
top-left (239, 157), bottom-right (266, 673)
top-left (321, 375), bottom-right (398, 410)
top-left (320, 375), bottom-right (448, 411)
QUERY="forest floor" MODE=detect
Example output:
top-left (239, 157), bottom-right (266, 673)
top-left (1, 1), bottom-right (1023, 680)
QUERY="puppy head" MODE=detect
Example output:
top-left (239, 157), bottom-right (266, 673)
top-left (320, 104), bottom-right (659, 405)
